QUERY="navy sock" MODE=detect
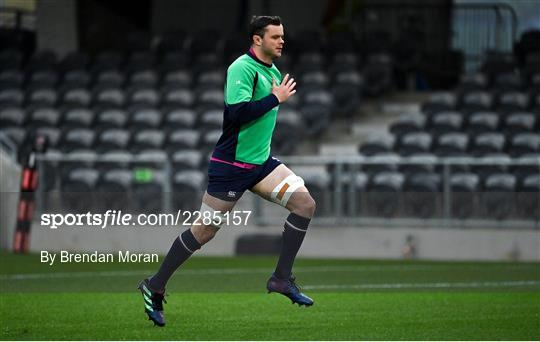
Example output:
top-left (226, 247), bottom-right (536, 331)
top-left (149, 229), bottom-right (201, 292)
top-left (274, 213), bottom-right (311, 279)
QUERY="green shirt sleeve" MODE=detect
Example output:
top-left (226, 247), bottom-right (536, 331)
top-left (225, 60), bottom-right (256, 105)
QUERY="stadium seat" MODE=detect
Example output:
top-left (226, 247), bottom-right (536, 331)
top-left (470, 132), bottom-right (506, 156)
top-left (61, 70), bottom-right (91, 88)
top-left (331, 73), bottom-right (363, 115)
top-left (161, 86), bottom-right (195, 107)
top-left (503, 113), bottom-right (537, 138)
top-left (0, 69), bottom-right (23, 88)
top-left (403, 172), bottom-right (442, 218)
top-left (295, 53), bottom-right (326, 75)
top-left (59, 149), bottom-right (97, 178)
top-left (516, 174), bottom-right (540, 220)
top-left (329, 53), bottom-right (359, 77)
top-left (363, 152), bottom-right (401, 175)
top-left (60, 87), bottom-right (92, 107)
top-left (0, 127), bottom-right (26, 147)
top-left (429, 111), bottom-right (463, 137)
top-left (27, 70), bottom-right (58, 88)
top-left (172, 170), bottom-right (205, 210)
top-left (60, 128), bottom-right (96, 152)
top-left (131, 129), bottom-right (165, 152)
top-left (511, 153), bottom-right (540, 180)
top-left (508, 133), bottom-right (540, 156)
top-left (162, 69), bottom-right (193, 88)
top-left (127, 87), bottom-right (160, 107)
top-left (171, 149), bottom-right (203, 171)
top-left (192, 52), bottom-right (223, 73)
top-left (481, 173), bottom-right (517, 220)
top-left (62, 107), bottom-right (94, 128)
top-left (96, 168), bottom-right (132, 211)
top-left (299, 102), bottom-right (331, 136)
top-left (201, 129), bottom-right (221, 152)
top-left (94, 70), bottom-right (125, 88)
top-left (400, 153), bottom-right (438, 175)
top-left (196, 88), bottom-right (224, 111)
top-left (60, 168), bottom-right (100, 210)
top-left (196, 69), bottom-right (225, 90)
top-left (199, 109), bottom-right (223, 132)
top-left (163, 108), bottom-right (197, 130)
top-left (434, 132), bottom-right (469, 157)
top-left (294, 166), bottom-right (332, 212)
top-left (299, 70), bottom-right (329, 92)
top-left (27, 107), bottom-right (60, 128)
top-left (97, 150), bottom-right (133, 172)
top-left (421, 92), bottom-right (457, 116)
top-left (95, 129), bottom-right (131, 152)
top-left (359, 134), bottom-right (396, 156)
top-left (450, 172), bottom-right (480, 219)
top-left (473, 153), bottom-right (511, 178)
top-left (459, 91), bottom-right (493, 114)
top-left (166, 129), bottom-right (201, 151)
top-left (0, 106), bottom-right (25, 127)
top-left (496, 91), bottom-right (529, 115)
top-left (132, 169), bottom-right (165, 212)
top-left (456, 73), bottom-right (488, 93)
top-left (39, 149), bottom-right (62, 192)
top-left (0, 88), bottom-right (24, 106)
top-left (26, 87), bottom-right (57, 106)
top-left (94, 109), bottom-right (128, 130)
top-left (273, 109), bottom-right (302, 155)
top-left (397, 132), bottom-right (433, 156)
top-left (466, 111), bottom-right (500, 135)
top-left (389, 114), bottom-right (426, 138)
top-left (365, 171), bottom-right (405, 218)
top-left (128, 108), bottom-right (162, 129)
top-left (93, 86), bottom-right (126, 108)
top-left (34, 127), bottom-right (61, 149)
top-left (132, 149), bottom-right (167, 169)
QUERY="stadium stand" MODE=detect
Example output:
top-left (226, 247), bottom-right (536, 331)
top-left (0, 13), bottom-right (538, 222)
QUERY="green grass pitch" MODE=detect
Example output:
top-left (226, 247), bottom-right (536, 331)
top-left (1, 252), bottom-right (539, 340)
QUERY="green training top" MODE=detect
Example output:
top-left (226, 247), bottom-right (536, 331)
top-left (212, 50), bottom-right (281, 165)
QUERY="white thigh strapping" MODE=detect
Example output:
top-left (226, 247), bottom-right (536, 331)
top-left (198, 202), bottom-right (225, 229)
top-left (270, 174), bottom-right (305, 207)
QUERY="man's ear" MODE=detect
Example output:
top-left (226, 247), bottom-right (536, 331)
top-left (253, 35), bottom-right (262, 46)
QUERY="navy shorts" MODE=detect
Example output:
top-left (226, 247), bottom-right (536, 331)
top-left (206, 155), bottom-right (282, 201)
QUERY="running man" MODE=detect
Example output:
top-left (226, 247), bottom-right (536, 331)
top-left (139, 16), bottom-right (316, 327)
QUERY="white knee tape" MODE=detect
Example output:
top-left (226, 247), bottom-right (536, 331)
top-left (270, 174), bottom-right (305, 207)
top-left (199, 202), bottom-right (225, 229)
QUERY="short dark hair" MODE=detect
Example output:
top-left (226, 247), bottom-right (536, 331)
top-left (249, 15), bottom-right (282, 41)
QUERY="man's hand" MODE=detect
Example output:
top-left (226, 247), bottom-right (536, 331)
top-left (272, 74), bottom-right (297, 103)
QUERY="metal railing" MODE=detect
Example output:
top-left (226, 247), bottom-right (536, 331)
top-left (32, 153), bottom-right (540, 230)
top-left (452, 3), bottom-right (517, 72)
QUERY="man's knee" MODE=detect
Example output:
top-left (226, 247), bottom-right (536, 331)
top-left (290, 192), bottom-right (316, 218)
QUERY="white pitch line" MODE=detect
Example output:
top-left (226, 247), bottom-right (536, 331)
top-left (302, 280), bottom-right (540, 290)
top-left (0, 263), bottom-right (538, 281)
